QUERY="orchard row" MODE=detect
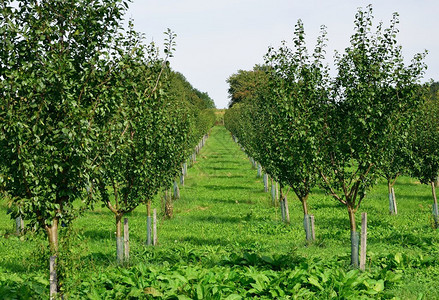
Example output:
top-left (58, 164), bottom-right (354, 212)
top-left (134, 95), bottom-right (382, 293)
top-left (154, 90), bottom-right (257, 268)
top-left (0, 0), bottom-right (215, 264)
top-left (225, 5), bottom-right (439, 267)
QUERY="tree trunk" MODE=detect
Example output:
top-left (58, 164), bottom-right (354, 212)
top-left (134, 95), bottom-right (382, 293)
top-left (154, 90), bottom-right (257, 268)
top-left (347, 204), bottom-right (359, 268)
top-left (116, 213), bottom-right (123, 264)
top-left (164, 189), bottom-right (173, 219)
top-left (300, 194), bottom-right (312, 241)
top-left (301, 195), bottom-right (309, 216)
top-left (432, 181), bottom-right (438, 228)
top-left (46, 218), bottom-right (59, 298)
top-left (46, 218), bottom-right (59, 255)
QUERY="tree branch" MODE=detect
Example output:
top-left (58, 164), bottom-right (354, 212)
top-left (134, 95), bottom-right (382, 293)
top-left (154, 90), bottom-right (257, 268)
top-left (320, 170), bottom-right (346, 205)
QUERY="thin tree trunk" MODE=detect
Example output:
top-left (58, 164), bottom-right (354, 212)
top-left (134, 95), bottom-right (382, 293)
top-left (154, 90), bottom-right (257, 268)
top-left (116, 213), bottom-right (123, 264)
top-left (300, 194), bottom-right (312, 241)
top-left (348, 204), bottom-right (359, 268)
top-left (164, 189), bottom-right (173, 219)
top-left (301, 195), bottom-right (309, 215)
top-left (46, 218), bottom-right (59, 255)
top-left (46, 217), bottom-right (59, 298)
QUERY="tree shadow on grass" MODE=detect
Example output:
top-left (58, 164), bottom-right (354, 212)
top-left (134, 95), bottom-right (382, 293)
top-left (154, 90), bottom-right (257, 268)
top-left (181, 236), bottom-right (231, 247)
top-left (212, 175), bottom-right (245, 179)
top-left (368, 231), bottom-right (438, 249)
top-left (0, 261), bottom-right (29, 273)
top-left (202, 184), bottom-right (254, 191)
top-left (76, 251), bottom-right (114, 268)
top-left (316, 215), bottom-right (349, 231)
top-left (190, 215), bottom-right (242, 224)
top-left (208, 198), bottom-right (256, 205)
top-left (83, 229), bottom-right (141, 242)
top-left (83, 229), bottom-right (111, 240)
top-left (202, 166), bottom-right (241, 171)
top-left (220, 251), bottom-right (307, 271)
top-left (312, 202), bottom-right (344, 210)
top-left (206, 159), bottom-right (243, 164)
top-left (396, 194), bottom-right (433, 202)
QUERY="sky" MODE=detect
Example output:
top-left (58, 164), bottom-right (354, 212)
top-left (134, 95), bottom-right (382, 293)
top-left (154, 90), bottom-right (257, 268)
top-left (126, 0), bottom-right (439, 109)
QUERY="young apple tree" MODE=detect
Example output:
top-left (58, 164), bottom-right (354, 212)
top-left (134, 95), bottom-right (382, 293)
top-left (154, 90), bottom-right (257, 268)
top-left (318, 6), bottom-right (427, 266)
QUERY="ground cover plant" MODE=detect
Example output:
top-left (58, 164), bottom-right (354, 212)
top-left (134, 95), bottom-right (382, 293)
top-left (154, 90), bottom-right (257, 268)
top-left (1, 126), bottom-right (438, 299)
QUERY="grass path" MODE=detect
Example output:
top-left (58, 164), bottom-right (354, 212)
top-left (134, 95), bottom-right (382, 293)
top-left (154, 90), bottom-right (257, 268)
top-left (161, 125), bottom-right (283, 251)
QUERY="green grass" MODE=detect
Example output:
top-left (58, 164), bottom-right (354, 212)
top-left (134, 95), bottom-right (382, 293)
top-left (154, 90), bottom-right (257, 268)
top-left (1, 126), bottom-right (438, 299)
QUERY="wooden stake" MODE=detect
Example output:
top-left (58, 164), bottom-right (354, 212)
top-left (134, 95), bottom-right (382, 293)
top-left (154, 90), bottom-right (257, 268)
top-left (360, 212), bottom-right (367, 271)
top-left (284, 195), bottom-right (290, 224)
top-left (304, 214), bottom-right (311, 241)
top-left (263, 173), bottom-right (268, 192)
top-left (276, 183), bottom-right (279, 204)
top-left (153, 209), bottom-right (157, 246)
top-left (147, 201), bottom-right (152, 245)
top-left (389, 192), bottom-right (395, 214)
top-left (174, 180), bottom-right (180, 200)
top-left (392, 187), bottom-right (397, 214)
top-left (310, 215), bottom-right (316, 241)
top-left (280, 199), bottom-right (285, 222)
top-left (15, 216), bottom-right (23, 235)
top-left (271, 180), bottom-right (276, 206)
top-left (124, 218), bottom-right (129, 263)
top-left (351, 231), bottom-right (360, 268)
top-left (432, 181), bottom-right (438, 228)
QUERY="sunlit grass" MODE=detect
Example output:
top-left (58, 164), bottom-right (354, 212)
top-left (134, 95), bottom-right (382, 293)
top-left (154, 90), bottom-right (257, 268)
top-left (1, 126), bottom-right (438, 299)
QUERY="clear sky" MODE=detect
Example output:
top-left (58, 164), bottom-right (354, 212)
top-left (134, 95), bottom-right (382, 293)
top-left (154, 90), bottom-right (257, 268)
top-left (126, 0), bottom-right (439, 108)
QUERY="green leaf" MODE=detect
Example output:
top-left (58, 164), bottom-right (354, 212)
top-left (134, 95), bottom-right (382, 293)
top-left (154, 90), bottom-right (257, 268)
top-left (225, 294), bottom-right (242, 300)
top-left (308, 276), bottom-right (324, 291)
